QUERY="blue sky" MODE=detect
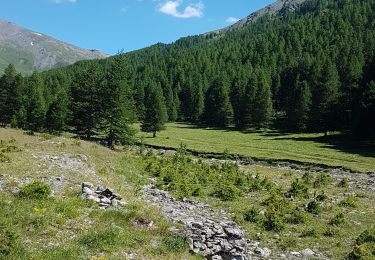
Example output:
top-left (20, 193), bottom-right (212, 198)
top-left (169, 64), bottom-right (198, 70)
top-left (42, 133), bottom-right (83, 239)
top-left (0, 0), bottom-right (275, 55)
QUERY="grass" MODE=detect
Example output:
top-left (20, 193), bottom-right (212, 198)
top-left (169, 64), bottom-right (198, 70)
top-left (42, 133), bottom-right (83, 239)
top-left (0, 128), bottom-right (196, 260)
top-left (140, 150), bottom-right (375, 259)
top-left (137, 123), bottom-right (375, 173)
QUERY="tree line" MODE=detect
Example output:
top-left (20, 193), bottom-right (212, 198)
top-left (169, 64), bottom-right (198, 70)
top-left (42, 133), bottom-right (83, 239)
top-left (1, 0), bottom-right (374, 143)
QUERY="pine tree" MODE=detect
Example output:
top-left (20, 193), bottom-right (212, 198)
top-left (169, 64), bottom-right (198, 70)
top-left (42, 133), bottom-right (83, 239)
top-left (26, 74), bottom-right (46, 132)
top-left (101, 56), bottom-right (136, 147)
top-left (141, 84), bottom-right (168, 137)
top-left (0, 64), bottom-right (22, 126)
top-left (70, 61), bottom-right (104, 139)
top-left (45, 88), bottom-right (68, 133)
top-left (204, 76), bottom-right (233, 127)
top-left (252, 71), bottom-right (273, 128)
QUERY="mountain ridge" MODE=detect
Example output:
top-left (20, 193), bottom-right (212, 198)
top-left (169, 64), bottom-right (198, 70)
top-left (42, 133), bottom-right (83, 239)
top-left (0, 19), bottom-right (108, 74)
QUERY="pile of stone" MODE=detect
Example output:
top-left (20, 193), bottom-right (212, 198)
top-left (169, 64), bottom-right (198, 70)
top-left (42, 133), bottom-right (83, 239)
top-left (81, 182), bottom-right (126, 209)
top-left (144, 184), bottom-right (270, 260)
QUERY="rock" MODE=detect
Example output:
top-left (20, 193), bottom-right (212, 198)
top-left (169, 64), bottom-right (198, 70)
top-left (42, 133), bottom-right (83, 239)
top-left (87, 195), bottom-right (100, 203)
top-left (224, 227), bottom-right (243, 238)
top-left (82, 186), bottom-right (94, 195)
top-left (100, 197), bottom-right (111, 204)
top-left (301, 248), bottom-right (315, 257)
top-left (290, 251), bottom-right (301, 257)
top-left (82, 182), bottom-right (94, 189)
top-left (255, 247), bottom-right (271, 258)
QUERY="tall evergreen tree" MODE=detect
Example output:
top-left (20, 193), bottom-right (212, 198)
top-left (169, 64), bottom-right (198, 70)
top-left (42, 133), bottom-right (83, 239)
top-left (26, 73), bottom-right (46, 132)
top-left (204, 76), bottom-right (233, 127)
top-left (70, 61), bottom-right (103, 139)
top-left (101, 56), bottom-right (136, 147)
top-left (45, 88), bottom-right (68, 133)
top-left (0, 64), bottom-right (22, 126)
top-left (141, 84), bottom-right (168, 137)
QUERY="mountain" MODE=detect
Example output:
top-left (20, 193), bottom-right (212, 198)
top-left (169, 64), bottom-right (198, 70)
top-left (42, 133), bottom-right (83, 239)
top-left (0, 19), bottom-right (108, 74)
top-left (209, 0), bottom-right (307, 35)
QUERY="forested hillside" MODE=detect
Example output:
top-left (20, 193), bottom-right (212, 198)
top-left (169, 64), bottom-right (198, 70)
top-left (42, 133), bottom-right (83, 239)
top-left (1, 0), bottom-right (375, 144)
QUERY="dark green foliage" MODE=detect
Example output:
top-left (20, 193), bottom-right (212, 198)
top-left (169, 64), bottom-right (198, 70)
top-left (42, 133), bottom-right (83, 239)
top-left (244, 207), bottom-right (260, 223)
top-left (349, 229), bottom-right (375, 259)
top-left (25, 73), bottom-right (46, 132)
top-left (329, 213), bottom-right (346, 226)
top-left (1, 0), bottom-right (375, 139)
top-left (0, 64), bottom-right (23, 126)
top-left (313, 174), bottom-right (333, 188)
top-left (340, 196), bottom-right (358, 208)
top-left (356, 229), bottom-right (375, 245)
top-left (18, 181), bottom-right (51, 200)
top-left (204, 76), bottom-right (233, 127)
top-left (289, 179), bottom-right (309, 198)
top-left (141, 84), bottom-right (168, 137)
top-left (306, 200), bottom-right (322, 215)
top-left (70, 61), bottom-right (104, 139)
top-left (286, 209), bottom-right (307, 224)
top-left (213, 182), bottom-right (242, 201)
top-left (100, 55), bottom-right (136, 147)
top-left (45, 88), bottom-right (68, 133)
top-left (263, 209), bottom-right (285, 232)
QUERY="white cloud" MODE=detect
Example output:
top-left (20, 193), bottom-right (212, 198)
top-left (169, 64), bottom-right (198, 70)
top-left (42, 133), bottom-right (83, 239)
top-left (158, 0), bottom-right (204, 19)
top-left (226, 17), bottom-right (239, 23)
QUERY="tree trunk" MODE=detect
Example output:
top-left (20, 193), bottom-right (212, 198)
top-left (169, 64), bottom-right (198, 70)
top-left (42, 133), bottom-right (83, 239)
top-left (153, 131), bottom-right (156, 138)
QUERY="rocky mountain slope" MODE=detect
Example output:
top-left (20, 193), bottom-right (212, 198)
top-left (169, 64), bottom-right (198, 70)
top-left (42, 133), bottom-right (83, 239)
top-left (208, 0), bottom-right (307, 35)
top-left (0, 19), bottom-right (108, 74)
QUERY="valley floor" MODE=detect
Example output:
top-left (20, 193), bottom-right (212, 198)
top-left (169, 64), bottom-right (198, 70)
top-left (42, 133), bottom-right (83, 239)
top-left (137, 123), bottom-right (375, 173)
top-left (1, 127), bottom-right (374, 259)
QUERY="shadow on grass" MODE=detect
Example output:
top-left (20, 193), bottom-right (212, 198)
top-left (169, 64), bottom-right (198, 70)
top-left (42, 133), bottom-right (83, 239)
top-left (273, 134), bottom-right (375, 158)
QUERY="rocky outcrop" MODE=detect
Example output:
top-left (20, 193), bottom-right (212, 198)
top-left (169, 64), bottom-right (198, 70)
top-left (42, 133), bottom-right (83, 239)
top-left (144, 183), bottom-right (271, 260)
top-left (81, 182), bottom-right (127, 209)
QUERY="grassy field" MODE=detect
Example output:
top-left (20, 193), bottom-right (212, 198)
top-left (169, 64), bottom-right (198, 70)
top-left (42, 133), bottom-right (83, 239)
top-left (0, 128), bottom-right (196, 260)
top-left (141, 150), bottom-right (375, 259)
top-left (137, 123), bottom-right (375, 173)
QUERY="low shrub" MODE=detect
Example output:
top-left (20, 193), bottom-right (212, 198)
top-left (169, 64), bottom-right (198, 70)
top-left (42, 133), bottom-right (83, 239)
top-left (18, 181), bottom-right (51, 200)
top-left (244, 207), bottom-right (260, 223)
top-left (263, 209), bottom-right (285, 232)
top-left (306, 200), bottom-right (322, 215)
top-left (349, 229), bottom-right (375, 259)
top-left (213, 182), bottom-right (242, 201)
top-left (316, 191), bottom-right (328, 202)
top-left (339, 196), bottom-right (358, 208)
top-left (286, 209), bottom-right (307, 224)
top-left (329, 213), bottom-right (346, 226)
top-left (314, 174), bottom-right (333, 188)
top-left (0, 152), bottom-right (11, 163)
top-left (289, 179), bottom-right (309, 198)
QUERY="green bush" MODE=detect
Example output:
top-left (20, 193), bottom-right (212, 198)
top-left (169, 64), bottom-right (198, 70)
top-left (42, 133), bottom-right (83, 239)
top-left (301, 227), bottom-right (320, 238)
top-left (348, 229), bottom-right (375, 259)
top-left (286, 209), bottom-right (307, 224)
top-left (329, 213), bottom-right (346, 226)
top-left (316, 191), bottom-right (328, 202)
top-left (356, 229), bottom-right (375, 245)
top-left (244, 207), bottom-right (260, 223)
top-left (213, 182), bottom-right (242, 201)
top-left (313, 174), bottom-right (333, 188)
top-left (18, 181), bottom-right (51, 200)
top-left (340, 196), bottom-right (358, 208)
top-left (306, 200), bottom-right (322, 215)
top-left (160, 234), bottom-right (187, 253)
top-left (302, 172), bottom-right (313, 185)
top-left (289, 179), bottom-right (309, 198)
top-left (263, 209), bottom-right (284, 232)
top-left (324, 226), bottom-right (340, 237)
